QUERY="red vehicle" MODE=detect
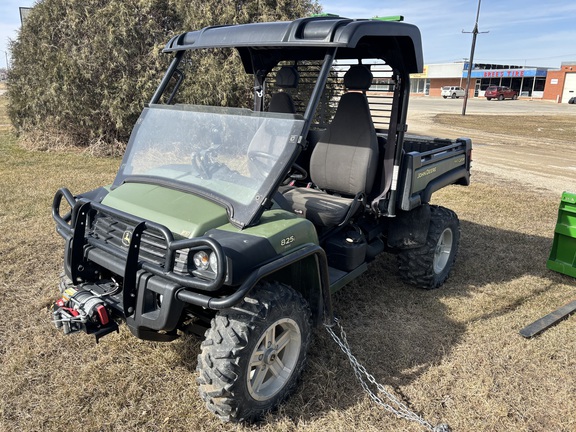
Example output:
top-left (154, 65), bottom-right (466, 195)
top-left (485, 85), bottom-right (518, 101)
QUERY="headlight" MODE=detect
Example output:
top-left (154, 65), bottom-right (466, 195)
top-left (185, 248), bottom-right (225, 282)
top-left (192, 250), bottom-right (219, 274)
top-left (209, 252), bottom-right (218, 273)
top-left (193, 251), bottom-right (210, 270)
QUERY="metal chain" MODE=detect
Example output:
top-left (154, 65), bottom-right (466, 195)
top-left (325, 317), bottom-right (451, 432)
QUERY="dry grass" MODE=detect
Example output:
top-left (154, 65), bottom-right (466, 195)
top-left (17, 127), bottom-right (127, 158)
top-left (1, 95), bottom-right (575, 432)
top-left (0, 95), bottom-right (10, 132)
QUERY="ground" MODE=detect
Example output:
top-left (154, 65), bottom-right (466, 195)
top-left (0, 94), bottom-right (575, 432)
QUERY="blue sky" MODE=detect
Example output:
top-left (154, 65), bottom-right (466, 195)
top-left (1, 0), bottom-right (576, 69)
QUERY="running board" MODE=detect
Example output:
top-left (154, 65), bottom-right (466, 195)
top-left (328, 263), bottom-right (368, 294)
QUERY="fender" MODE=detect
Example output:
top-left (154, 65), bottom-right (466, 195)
top-left (176, 243), bottom-right (333, 326)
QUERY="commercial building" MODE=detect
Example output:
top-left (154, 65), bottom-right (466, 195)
top-left (543, 62), bottom-right (576, 103)
top-left (409, 61), bottom-right (576, 103)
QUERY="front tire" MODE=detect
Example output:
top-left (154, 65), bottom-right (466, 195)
top-left (397, 206), bottom-right (460, 289)
top-left (197, 282), bottom-right (312, 422)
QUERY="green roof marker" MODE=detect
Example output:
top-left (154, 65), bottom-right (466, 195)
top-left (310, 13), bottom-right (341, 18)
top-left (373, 15), bottom-right (404, 22)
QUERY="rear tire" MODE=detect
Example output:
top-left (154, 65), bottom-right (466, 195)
top-left (197, 282), bottom-right (312, 422)
top-left (451, 93), bottom-right (456, 99)
top-left (512, 94), bottom-right (518, 100)
top-left (498, 94), bottom-right (504, 101)
top-left (397, 206), bottom-right (460, 289)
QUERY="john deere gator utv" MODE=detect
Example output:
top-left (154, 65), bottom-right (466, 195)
top-left (51, 16), bottom-right (472, 422)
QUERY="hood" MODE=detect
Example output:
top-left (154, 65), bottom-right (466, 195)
top-left (101, 183), bottom-right (229, 238)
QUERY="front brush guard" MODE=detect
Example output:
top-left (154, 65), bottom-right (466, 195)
top-left (53, 188), bottom-right (227, 318)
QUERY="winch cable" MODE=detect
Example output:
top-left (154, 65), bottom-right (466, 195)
top-left (325, 317), bottom-right (451, 432)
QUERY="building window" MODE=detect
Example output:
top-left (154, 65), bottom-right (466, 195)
top-left (411, 78), bottom-right (430, 95)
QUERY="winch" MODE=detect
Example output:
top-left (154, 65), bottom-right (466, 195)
top-left (52, 285), bottom-right (118, 342)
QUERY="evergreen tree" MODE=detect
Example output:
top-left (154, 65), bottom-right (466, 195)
top-left (7, 0), bottom-right (320, 153)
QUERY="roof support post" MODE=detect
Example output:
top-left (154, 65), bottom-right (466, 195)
top-left (302, 48), bottom-right (338, 137)
top-left (386, 70), bottom-right (411, 217)
top-left (149, 50), bottom-right (184, 105)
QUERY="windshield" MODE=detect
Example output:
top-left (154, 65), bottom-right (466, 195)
top-left (113, 104), bottom-right (304, 227)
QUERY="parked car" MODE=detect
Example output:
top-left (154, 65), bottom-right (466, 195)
top-left (568, 96), bottom-right (576, 104)
top-left (441, 86), bottom-right (465, 99)
top-left (485, 86), bottom-right (518, 101)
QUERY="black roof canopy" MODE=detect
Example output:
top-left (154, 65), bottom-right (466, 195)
top-left (164, 17), bottom-right (423, 74)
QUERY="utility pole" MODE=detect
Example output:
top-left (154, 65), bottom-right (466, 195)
top-left (0, 50), bottom-right (8, 69)
top-left (462, 0), bottom-right (488, 115)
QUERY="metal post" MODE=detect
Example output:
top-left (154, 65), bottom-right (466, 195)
top-left (149, 50), bottom-right (184, 105)
top-left (0, 50), bottom-right (8, 69)
top-left (462, 0), bottom-right (488, 115)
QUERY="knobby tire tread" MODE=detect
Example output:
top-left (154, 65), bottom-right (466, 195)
top-left (197, 281), bottom-right (311, 422)
top-left (397, 205), bottom-right (460, 290)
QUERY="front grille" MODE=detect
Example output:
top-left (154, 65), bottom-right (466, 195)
top-left (91, 215), bottom-right (188, 272)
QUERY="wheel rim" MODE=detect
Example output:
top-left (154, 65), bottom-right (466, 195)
top-left (247, 318), bottom-right (301, 401)
top-left (433, 227), bottom-right (453, 274)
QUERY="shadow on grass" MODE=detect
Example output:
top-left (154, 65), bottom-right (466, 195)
top-left (170, 219), bottom-right (565, 423)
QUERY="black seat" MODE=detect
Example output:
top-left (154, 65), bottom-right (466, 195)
top-left (268, 66), bottom-right (299, 114)
top-left (283, 65), bottom-right (378, 227)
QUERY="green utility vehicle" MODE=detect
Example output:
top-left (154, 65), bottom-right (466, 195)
top-left (52, 16), bottom-right (472, 422)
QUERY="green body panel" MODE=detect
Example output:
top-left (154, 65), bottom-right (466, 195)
top-left (101, 183), bottom-right (229, 238)
top-left (101, 184), bottom-right (317, 255)
top-left (215, 209), bottom-right (319, 254)
top-left (547, 191), bottom-right (576, 278)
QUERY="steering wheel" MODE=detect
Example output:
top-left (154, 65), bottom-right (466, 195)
top-left (248, 150), bottom-right (277, 177)
top-left (192, 144), bottom-right (221, 178)
top-left (286, 163), bottom-right (307, 181)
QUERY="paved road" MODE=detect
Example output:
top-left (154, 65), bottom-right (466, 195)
top-left (405, 96), bottom-right (576, 196)
top-left (409, 95), bottom-right (576, 116)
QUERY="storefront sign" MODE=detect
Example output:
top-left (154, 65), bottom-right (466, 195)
top-left (463, 68), bottom-right (547, 78)
top-left (411, 65), bottom-right (428, 78)
top-left (482, 70), bottom-right (524, 77)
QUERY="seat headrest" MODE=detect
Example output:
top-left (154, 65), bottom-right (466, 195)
top-left (275, 66), bottom-right (299, 89)
top-left (344, 65), bottom-right (373, 91)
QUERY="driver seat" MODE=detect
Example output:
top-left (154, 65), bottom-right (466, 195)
top-left (282, 65), bottom-right (378, 227)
